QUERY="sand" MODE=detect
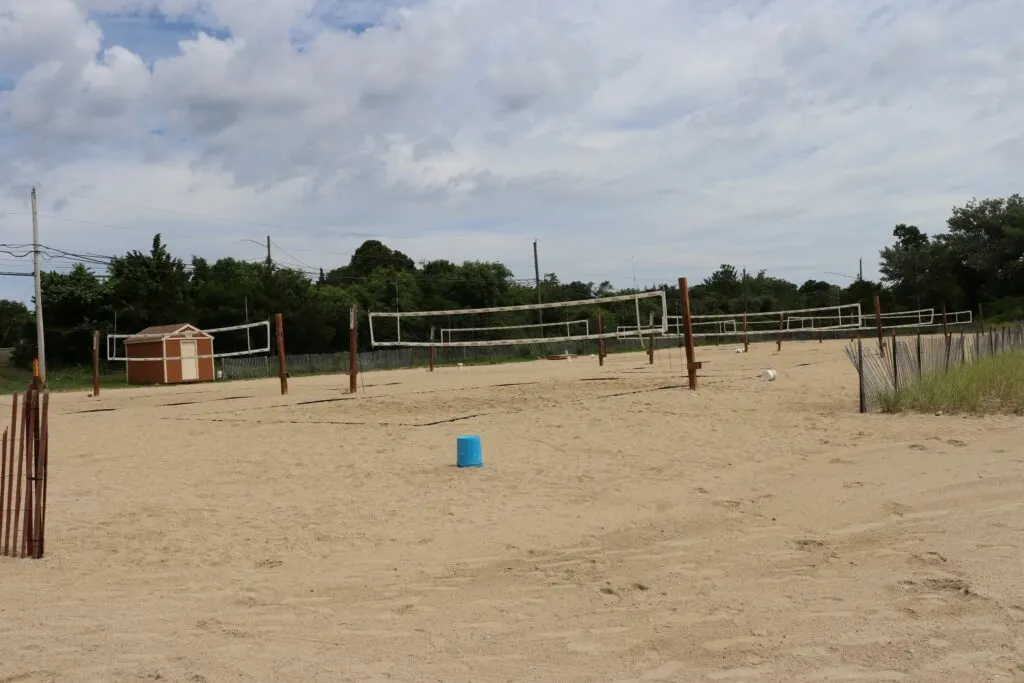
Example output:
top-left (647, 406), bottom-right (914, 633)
top-left (1, 339), bottom-right (1022, 682)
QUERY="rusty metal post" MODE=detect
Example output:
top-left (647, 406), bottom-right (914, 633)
top-left (597, 314), bottom-right (605, 366)
top-left (648, 332), bottom-right (655, 364)
top-left (275, 313), bottom-right (288, 395)
top-left (349, 304), bottom-right (358, 394)
top-left (873, 295), bottom-right (884, 356)
top-left (92, 330), bottom-right (101, 397)
top-left (776, 312), bottom-right (783, 351)
top-left (429, 345), bottom-right (436, 372)
top-left (678, 278), bottom-right (698, 390)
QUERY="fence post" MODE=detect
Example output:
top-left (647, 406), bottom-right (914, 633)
top-left (857, 336), bottom-right (866, 414)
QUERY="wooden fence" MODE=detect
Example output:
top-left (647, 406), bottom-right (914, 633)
top-left (845, 324), bottom-right (1024, 413)
top-left (1, 384), bottom-right (51, 559)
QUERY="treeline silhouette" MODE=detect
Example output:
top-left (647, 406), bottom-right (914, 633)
top-left (2, 193), bottom-right (1021, 369)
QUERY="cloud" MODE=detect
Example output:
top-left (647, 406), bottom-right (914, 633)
top-left (1, 0), bottom-right (1023, 303)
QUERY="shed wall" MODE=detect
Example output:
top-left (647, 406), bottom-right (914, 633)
top-left (126, 341), bottom-right (165, 384)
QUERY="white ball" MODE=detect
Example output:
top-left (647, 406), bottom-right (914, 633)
top-left (762, 369), bottom-right (777, 381)
top-left (735, 348), bottom-right (744, 354)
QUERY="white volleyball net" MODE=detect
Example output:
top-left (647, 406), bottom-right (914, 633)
top-left (106, 320), bottom-right (272, 361)
top-left (859, 307), bottom-right (973, 330)
top-left (369, 290), bottom-right (668, 348)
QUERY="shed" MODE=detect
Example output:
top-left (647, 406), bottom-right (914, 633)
top-left (124, 324), bottom-right (215, 384)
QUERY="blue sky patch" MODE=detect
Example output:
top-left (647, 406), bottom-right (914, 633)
top-left (88, 10), bottom-right (231, 66)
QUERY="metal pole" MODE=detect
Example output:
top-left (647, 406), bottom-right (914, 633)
top-left (30, 188), bottom-right (46, 384)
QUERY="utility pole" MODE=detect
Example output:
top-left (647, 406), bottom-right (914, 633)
top-left (266, 235), bottom-right (272, 268)
top-left (858, 258), bottom-right (863, 281)
top-left (533, 240), bottom-right (542, 324)
top-left (31, 187), bottom-right (46, 383)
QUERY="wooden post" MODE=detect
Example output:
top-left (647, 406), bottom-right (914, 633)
top-left (349, 304), bottom-right (358, 394)
top-left (873, 295), bottom-right (884, 356)
top-left (776, 313), bottom-right (783, 351)
top-left (91, 330), bottom-right (101, 397)
top-left (647, 333), bottom-right (655, 365)
top-left (978, 303), bottom-right (985, 333)
top-left (31, 359), bottom-right (39, 389)
top-left (597, 314), bottom-right (605, 366)
top-left (678, 277), bottom-right (698, 391)
top-left (429, 345), bottom-right (436, 372)
top-left (275, 313), bottom-right (288, 395)
top-left (742, 309), bottom-right (749, 353)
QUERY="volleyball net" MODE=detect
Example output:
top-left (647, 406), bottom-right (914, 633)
top-left (616, 303), bottom-right (975, 344)
top-left (106, 320), bottom-right (272, 362)
top-left (369, 290), bottom-right (668, 348)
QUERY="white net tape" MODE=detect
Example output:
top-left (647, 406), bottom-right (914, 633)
top-left (440, 319), bottom-right (590, 344)
top-left (369, 290), bottom-right (668, 348)
top-left (106, 320), bottom-right (271, 362)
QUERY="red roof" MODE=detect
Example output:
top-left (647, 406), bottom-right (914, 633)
top-left (124, 323), bottom-right (213, 344)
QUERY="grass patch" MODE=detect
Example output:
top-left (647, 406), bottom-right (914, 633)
top-left (880, 349), bottom-right (1024, 414)
top-left (0, 365), bottom-right (123, 394)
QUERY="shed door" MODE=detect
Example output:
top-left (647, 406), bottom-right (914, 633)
top-left (180, 339), bottom-right (199, 381)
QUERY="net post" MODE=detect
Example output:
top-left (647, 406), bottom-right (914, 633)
top-left (647, 332), bottom-right (654, 365)
top-left (275, 313), bottom-right (288, 395)
top-left (776, 313), bottom-right (783, 351)
top-left (597, 314), bottom-right (605, 366)
top-left (349, 304), bottom-right (358, 394)
top-left (678, 277), bottom-right (698, 391)
top-left (743, 309), bottom-right (749, 353)
top-left (91, 329), bottom-right (101, 397)
top-left (429, 325), bottom-right (436, 372)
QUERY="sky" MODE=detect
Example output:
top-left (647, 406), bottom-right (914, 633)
top-left (1, 0), bottom-right (1023, 305)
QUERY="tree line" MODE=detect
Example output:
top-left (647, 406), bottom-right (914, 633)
top-left (1, 193), bottom-right (1021, 369)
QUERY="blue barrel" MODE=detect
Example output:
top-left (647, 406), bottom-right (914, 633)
top-left (456, 435), bottom-right (483, 468)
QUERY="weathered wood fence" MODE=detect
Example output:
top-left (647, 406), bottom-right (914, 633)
top-left (1, 384), bottom-right (51, 559)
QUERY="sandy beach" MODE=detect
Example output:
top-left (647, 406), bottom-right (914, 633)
top-left (1, 339), bottom-right (1022, 682)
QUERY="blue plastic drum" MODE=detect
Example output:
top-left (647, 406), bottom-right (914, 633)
top-left (456, 435), bottom-right (483, 468)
